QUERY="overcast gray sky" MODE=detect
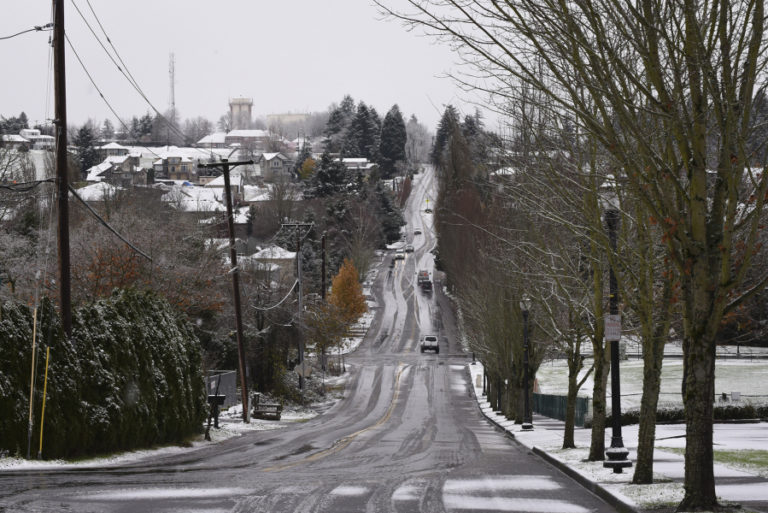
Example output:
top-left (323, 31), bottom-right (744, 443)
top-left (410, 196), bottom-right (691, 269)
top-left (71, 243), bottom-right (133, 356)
top-left (1, 1), bottom-right (481, 133)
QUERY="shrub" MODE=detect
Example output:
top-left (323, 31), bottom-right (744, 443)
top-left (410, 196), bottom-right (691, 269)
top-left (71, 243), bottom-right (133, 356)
top-left (0, 290), bottom-right (206, 459)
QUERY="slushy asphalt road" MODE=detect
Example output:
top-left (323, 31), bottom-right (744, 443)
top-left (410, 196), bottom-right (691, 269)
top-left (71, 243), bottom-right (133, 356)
top-left (0, 167), bottom-right (618, 513)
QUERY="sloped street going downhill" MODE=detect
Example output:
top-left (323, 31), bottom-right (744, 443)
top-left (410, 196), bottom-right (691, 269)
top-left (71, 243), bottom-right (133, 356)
top-left (0, 168), bottom-right (617, 513)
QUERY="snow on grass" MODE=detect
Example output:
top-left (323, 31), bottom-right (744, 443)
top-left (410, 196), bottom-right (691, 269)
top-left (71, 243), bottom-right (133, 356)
top-left (535, 358), bottom-right (768, 409)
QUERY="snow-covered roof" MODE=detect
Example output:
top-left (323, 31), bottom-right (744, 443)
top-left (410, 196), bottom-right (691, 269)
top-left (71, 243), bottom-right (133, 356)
top-left (1, 134), bottom-right (29, 143)
top-left (72, 182), bottom-right (122, 202)
top-left (254, 245), bottom-right (296, 260)
top-left (160, 185), bottom-right (226, 212)
top-left (261, 152), bottom-right (287, 162)
top-left (243, 185), bottom-right (271, 202)
top-left (85, 155), bottom-right (131, 182)
top-left (238, 256), bottom-right (281, 272)
top-left (99, 142), bottom-right (129, 150)
top-left (227, 129), bottom-right (269, 138)
top-left (197, 132), bottom-right (227, 145)
top-left (204, 168), bottom-right (245, 188)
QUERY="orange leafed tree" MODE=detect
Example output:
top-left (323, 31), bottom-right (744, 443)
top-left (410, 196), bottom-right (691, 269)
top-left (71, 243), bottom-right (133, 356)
top-left (328, 258), bottom-right (367, 323)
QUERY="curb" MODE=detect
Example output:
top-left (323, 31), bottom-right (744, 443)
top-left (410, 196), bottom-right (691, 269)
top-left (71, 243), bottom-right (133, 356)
top-left (467, 367), bottom-right (640, 513)
top-left (530, 446), bottom-right (639, 513)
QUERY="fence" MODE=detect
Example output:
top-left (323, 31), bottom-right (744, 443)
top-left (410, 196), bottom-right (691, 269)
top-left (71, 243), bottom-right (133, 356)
top-left (533, 393), bottom-right (590, 427)
top-left (205, 370), bottom-right (237, 409)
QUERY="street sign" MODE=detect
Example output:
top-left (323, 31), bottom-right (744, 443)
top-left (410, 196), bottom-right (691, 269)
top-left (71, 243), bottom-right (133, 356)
top-left (605, 314), bottom-right (621, 342)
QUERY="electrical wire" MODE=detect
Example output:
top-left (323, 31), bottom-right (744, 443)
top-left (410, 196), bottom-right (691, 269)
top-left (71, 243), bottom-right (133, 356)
top-left (251, 280), bottom-right (299, 311)
top-left (0, 179), bottom-right (56, 192)
top-left (64, 33), bottom-right (164, 161)
top-left (68, 184), bottom-right (153, 261)
top-left (69, 0), bottom-right (217, 158)
top-left (0, 24), bottom-right (52, 41)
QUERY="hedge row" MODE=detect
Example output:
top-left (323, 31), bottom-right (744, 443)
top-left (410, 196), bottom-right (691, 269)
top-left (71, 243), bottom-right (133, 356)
top-left (584, 403), bottom-right (768, 427)
top-left (0, 289), bottom-right (207, 459)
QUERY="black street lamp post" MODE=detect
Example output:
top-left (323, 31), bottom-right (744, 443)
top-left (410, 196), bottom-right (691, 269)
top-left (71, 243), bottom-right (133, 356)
top-left (520, 294), bottom-right (533, 431)
top-left (601, 181), bottom-right (632, 473)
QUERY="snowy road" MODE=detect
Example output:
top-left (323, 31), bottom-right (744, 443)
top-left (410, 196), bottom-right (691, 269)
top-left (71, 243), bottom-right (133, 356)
top-left (0, 167), bottom-right (617, 512)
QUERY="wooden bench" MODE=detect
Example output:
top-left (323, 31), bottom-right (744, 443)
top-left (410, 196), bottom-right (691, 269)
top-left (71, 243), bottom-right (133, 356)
top-left (252, 393), bottom-right (282, 421)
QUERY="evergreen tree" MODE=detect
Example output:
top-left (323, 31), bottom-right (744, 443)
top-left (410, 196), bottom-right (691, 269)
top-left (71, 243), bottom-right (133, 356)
top-left (129, 117), bottom-right (141, 140)
top-left (344, 102), bottom-right (379, 159)
top-left (309, 151), bottom-right (351, 198)
top-left (374, 181), bottom-right (406, 243)
top-left (323, 95), bottom-right (356, 153)
top-left (379, 105), bottom-right (407, 178)
top-left (73, 125), bottom-right (99, 177)
top-left (101, 119), bottom-right (115, 141)
top-left (139, 113), bottom-right (154, 140)
top-left (0, 112), bottom-right (30, 134)
top-left (431, 105), bottom-right (460, 166)
top-left (293, 141), bottom-right (313, 179)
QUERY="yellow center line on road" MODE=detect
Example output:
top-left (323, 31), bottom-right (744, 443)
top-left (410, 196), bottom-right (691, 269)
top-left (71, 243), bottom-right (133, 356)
top-left (263, 363), bottom-right (407, 472)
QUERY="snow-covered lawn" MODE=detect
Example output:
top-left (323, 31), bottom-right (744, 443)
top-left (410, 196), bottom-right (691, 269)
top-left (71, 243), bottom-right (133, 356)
top-left (535, 357), bottom-right (768, 410)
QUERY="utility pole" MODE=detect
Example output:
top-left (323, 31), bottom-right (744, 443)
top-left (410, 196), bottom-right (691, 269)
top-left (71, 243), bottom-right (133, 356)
top-left (321, 232), bottom-right (326, 300)
top-left (281, 222), bottom-right (313, 390)
top-left (198, 159), bottom-right (252, 422)
top-left (53, 0), bottom-right (72, 337)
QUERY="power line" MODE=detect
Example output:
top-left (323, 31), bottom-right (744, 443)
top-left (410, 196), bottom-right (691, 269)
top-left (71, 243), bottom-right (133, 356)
top-left (0, 24), bottom-right (52, 41)
top-left (68, 0), bottom-right (215, 157)
top-left (0, 179), bottom-right (56, 192)
top-left (68, 184), bottom-right (153, 261)
top-left (64, 33), bottom-right (164, 161)
top-left (251, 280), bottom-right (299, 311)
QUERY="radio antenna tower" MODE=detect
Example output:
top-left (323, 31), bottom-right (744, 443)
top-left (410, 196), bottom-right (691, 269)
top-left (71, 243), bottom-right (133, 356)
top-left (168, 52), bottom-right (176, 121)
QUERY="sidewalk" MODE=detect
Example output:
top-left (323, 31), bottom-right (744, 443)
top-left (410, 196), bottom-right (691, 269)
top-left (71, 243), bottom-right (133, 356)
top-left (467, 363), bottom-right (768, 513)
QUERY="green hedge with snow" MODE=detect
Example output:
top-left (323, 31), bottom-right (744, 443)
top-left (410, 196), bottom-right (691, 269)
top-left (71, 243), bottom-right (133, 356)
top-left (0, 289), bottom-right (206, 459)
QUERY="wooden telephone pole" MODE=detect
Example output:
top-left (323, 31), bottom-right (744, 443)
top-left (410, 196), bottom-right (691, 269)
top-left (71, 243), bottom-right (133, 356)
top-left (198, 159), bottom-right (252, 421)
top-left (53, 0), bottom-right (72, 337)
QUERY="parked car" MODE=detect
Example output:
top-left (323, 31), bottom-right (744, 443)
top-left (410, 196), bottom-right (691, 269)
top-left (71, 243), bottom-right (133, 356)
top-left (420, 335), bottom-right (439, 353)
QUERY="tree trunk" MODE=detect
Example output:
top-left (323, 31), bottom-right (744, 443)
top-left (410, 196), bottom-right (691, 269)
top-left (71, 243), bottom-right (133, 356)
top-left (563, 369), bottom-right (579, 449)
top-left (632, 330), bottom-right (664, 483)
top-left (677, 332), bottom-right (718, 511)
top-left (588, 346), bottom-right (610, 461)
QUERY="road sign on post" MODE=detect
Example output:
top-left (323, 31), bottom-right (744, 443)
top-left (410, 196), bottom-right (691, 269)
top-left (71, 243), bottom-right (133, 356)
top-left (605, 314), bottom-right (621, 342)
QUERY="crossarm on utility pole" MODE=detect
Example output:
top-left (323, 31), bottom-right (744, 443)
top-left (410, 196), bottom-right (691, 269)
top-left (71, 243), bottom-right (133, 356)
top-left (198, 159), bottom-right (253, 421)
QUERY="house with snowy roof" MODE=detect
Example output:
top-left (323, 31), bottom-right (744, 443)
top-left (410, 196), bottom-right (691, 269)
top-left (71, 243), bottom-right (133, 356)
top-left (1, 134), bottom-right (31, 151)
top-left (18, 129), bottom-right (54, 150)
top-left (85, 154), bottom-right (148, 186)
top-left (196, 132), bottom-right (227, 149)
top-left (244, 245), bottom-right (297, 283)
top-left (71, 181), bottom-right (123, 203)
top-left (335, 157), bottom-right (377, 174)
top-left (224, 129), bottom-right (271, 150)
top-left (258, 152), bottom-right (292, 181)
top-left (96, 142), bottom-right (130, 159)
